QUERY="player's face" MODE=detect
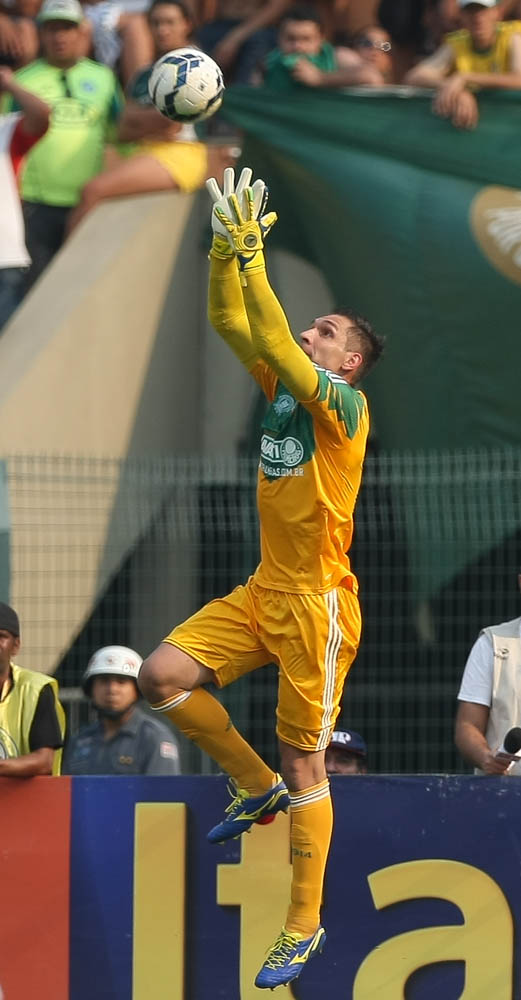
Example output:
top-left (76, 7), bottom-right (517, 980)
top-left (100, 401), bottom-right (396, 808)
top-left (149, 4), bottom-right (191, 55)
top-left (461, 4), bottom-right (498, 48)
top-left (91, 675), bottom-right (138, 714)
top-left (278, 20), bottom-right (323, 56)
top-left (299, 314), bottom-right (363, 379)
top-left (41, 21), bottom-right (82, 66)
top-left (325, 747), bottom-right (367, 775)
top-left (0, 630), bottom-right (20, 677)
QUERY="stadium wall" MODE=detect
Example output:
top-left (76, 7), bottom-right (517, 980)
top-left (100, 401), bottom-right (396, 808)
top-left (1, 774), bottom-right (518, 999)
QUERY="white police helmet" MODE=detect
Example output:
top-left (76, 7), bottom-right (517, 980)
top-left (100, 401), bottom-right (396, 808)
top-left (82, 645), bottom-right (142, 694)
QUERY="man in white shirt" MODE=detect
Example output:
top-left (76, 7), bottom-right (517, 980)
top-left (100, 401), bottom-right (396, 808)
top-left (455, 573), bottom-right (521, 774)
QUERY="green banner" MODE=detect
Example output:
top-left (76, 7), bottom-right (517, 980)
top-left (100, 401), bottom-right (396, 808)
top-left (222, 87), bottom-right (521, 452)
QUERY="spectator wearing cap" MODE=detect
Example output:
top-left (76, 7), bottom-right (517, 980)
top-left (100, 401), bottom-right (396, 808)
top-left (325, 729), bottom-right (368, 775)
top-left (62, 645), bottom-right (183, 775)
top-left (0, 0), bottom-right (123, 304)
top-left (405, 0), bottom-right (521, 128)
top-left (0, 601), bottom-right (65, 776)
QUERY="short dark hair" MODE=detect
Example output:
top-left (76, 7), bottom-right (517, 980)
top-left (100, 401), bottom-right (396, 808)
top-left (335, 307), bottom-right (385, 382)
top-left (279, 4), bottom-right (324, 30)
top-left (149, 0), bottom-right (192, 21)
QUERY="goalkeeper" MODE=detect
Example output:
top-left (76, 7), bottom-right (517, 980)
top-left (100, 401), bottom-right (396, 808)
top-left (138, 167), bottom-right (384, 989)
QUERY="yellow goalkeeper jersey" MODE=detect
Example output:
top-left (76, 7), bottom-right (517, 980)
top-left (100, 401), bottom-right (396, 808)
top-left (251, 361), bottom-right (369, 594)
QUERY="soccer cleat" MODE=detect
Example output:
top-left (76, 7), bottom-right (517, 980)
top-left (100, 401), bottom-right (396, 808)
top-left (207, 774), bottom-right (289, 844)
top-left (254, 926), bottom-right (326, 989)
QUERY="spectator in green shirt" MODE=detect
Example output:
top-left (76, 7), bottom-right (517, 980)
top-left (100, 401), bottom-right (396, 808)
top-left (0, 0), bottom-right (123, 297)
top-left (264, 4), bottom-right (390, 92)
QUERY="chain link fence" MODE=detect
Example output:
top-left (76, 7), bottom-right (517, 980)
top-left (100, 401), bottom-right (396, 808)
top-left (4, 450), bottom-right (521, 774)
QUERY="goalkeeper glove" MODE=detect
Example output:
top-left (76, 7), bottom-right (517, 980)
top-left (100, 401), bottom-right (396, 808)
top-left (206, 166), bottom-right (276, 270)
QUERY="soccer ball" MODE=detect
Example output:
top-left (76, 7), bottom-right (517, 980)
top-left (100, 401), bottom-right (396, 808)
top-left (148, 47), bottom-right (224, 123)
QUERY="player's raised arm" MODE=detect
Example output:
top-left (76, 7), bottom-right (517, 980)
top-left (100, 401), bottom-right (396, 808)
top-left (206, 168), bottom-right (261, 372)
top-left (214, 180), bottom-right (319, 403)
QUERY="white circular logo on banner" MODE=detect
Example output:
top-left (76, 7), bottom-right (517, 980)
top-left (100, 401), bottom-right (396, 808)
top-left (470, 186), bottom-right (521, 286)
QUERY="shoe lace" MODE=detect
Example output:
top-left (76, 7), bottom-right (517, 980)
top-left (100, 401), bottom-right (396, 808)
top-left (264, 930), bottom-right (300, 969)
top-left (224, 780), bottom-right (248, 817)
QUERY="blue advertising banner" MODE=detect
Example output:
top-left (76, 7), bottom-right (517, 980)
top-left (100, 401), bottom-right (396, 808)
top-left (65, 775), bottom-right (521, 1000)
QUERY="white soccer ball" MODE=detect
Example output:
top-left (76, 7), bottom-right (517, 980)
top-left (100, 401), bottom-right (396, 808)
top-left (148, 47), bottom-right (224, 123)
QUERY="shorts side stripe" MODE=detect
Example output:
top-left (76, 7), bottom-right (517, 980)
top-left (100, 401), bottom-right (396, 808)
top-left (150, 691), bottom-right (192, 712)
top-left (317, 590), bottom-right (343, 750)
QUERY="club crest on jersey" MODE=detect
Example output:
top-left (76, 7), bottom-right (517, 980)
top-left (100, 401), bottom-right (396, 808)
top-left (261, 434), bottom-right (304, 468)
top-left (272, 393), bottom-right (296, 417)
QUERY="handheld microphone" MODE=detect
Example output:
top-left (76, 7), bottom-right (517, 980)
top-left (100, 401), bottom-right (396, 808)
top-left (496, 727), bottom-right (521, 757)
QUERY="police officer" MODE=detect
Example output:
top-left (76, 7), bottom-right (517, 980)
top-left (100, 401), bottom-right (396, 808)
top-left (63, 645), bottom-right (182, 775)
top-left (325, 729), bottom-right (368, 775)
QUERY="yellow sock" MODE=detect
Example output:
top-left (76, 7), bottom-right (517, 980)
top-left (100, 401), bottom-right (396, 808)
top-left (151, 687), bottom-right (275, 795)
top-left (285, 779), bottom-right (332, 938)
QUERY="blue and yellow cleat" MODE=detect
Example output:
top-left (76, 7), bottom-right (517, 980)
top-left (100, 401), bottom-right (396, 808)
top-left (254, 926), bottom-right (326, 990)
top-left (207, 775), bottom-right (289, 844)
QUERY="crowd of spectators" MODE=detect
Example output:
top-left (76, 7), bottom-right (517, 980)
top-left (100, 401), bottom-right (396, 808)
top-left (1, 0), bottom-right (521, 329)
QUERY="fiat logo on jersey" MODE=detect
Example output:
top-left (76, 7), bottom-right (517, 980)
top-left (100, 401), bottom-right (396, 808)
top-left (261, 434), bottom-right (304, 467)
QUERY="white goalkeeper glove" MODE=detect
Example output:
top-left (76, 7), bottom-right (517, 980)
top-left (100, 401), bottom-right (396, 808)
top-left (206, 166), bottom-right (275, 265)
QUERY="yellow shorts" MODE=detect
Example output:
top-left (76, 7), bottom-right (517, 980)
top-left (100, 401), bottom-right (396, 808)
top-left (164, 577), bottom-right (361, 751)
top-left (137, 140), bottom-right (208, 192)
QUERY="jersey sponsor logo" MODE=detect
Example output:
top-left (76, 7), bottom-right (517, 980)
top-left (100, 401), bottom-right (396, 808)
top-left (260, 434), bottom-right (304, 468)
top-left (52, 100), bottom-right (102, 126)
top-left (260, 462), bottom-right (304, 478)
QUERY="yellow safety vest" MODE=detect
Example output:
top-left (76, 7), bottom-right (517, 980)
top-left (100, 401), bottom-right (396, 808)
top-left (445, 21), bottom-right (521, 74)
top-left (0, 663), bottom-right (65, 774)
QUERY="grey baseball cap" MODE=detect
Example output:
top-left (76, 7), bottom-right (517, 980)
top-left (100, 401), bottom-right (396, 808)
top-left (458, 0), bottom-right (498, 8)
top-left (38, 0), bottom-right (83, 24)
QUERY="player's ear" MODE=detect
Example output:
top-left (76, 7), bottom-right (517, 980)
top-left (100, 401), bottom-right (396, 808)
top-left (341, 351), bottom-right (363, 374)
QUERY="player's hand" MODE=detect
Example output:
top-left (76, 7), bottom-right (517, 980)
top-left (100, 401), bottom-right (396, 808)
top-left (211, 175), bottom-right (277, 271)
top-left (206, 166), bottom-right (267, 243)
